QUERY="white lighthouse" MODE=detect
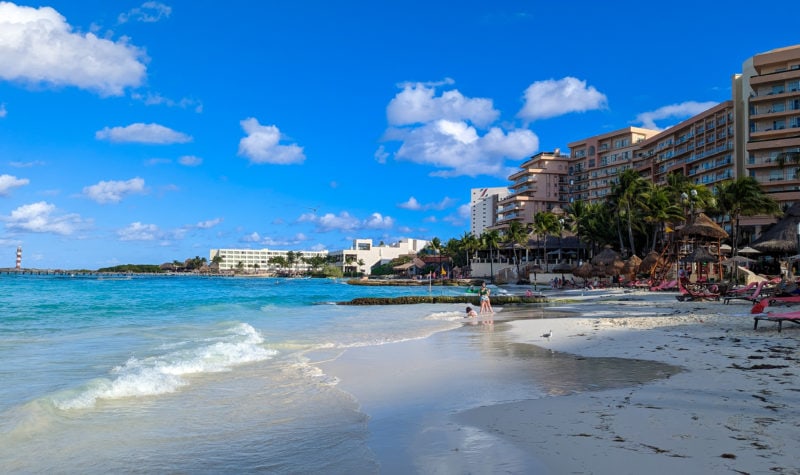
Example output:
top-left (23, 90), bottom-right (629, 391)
top-left (15, 246), bottom-right (21, 271)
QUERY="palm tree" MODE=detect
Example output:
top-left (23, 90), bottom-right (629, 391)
top-left (565, 200), bottom-right (592, 261)
top-left (460, 231), bottom-right (480, 276)
top-left (503, 220), bottom-right (529, 279)
top-left (355, 259), bottom-right (363, 276)
top-left (480, 229), bottom-right (501, 282)
top-left (531, 211), bottom-right (559, 271)
top-left (610, 169), bottom-right (647, 257)
top-left (640, 182), bottom-right (685, 252)
top-left (211, 253), bottom-right (224, 269)
top-left (568, 201), bottom-right (615, 259)
top-left (711, 177), bottom-right (781, 255)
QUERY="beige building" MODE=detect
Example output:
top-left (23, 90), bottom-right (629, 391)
top-left (634, 102), bottom-right (736, 189)
top-left (492, 151), bottom-right (571, 230)
top-left (568, 127), bottom-right (659, 203)
top-left (739, 45), bottom-right (800, 204)
top-left (481, 44), bottom-right (800, 245)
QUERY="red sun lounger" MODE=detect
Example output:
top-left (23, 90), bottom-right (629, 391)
top-left (753, 309), bottom-right (800, 332)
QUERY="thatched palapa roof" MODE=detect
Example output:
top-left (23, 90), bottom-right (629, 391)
top-left (591, 247), bottom-right (620, 266)
top-left (751, 202), bottom-right (799, 254)
top-left (680, 246), bottom-right (718, 263)
top-left (679, 213), bottom-right (729, 240)
top-left (638, 250), bottom-right (662, 275)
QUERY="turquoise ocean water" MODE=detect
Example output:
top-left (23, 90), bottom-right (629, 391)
top-left (0, 275), bottom-right (680, 473)
top-left (0, 275), bottom-right (475, 473)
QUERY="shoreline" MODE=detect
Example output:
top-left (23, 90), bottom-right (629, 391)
top-left (458, 290), bottom-right (800, 474)
top-left (323, 289), bottom-right (799, 474)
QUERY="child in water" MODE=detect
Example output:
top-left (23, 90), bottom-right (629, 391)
top-left (465, 306), bottom-right (478, 318)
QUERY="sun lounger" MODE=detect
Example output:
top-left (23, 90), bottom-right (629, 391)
top-left (724, 280), bottom-right (774, 305)
top-left (750, 295), bottom-right (800, 314)
top-left (753, 309), bottom-right (800, 332)
top-left (676, 279), bottom-right (720, 302)
top-left (724, 281), bottom-right (758, 296)
top-left (650, 279), bottom-right (677, 291)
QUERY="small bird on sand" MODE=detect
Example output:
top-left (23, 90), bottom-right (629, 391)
top-left (542, 330), bottom-right (553, 340)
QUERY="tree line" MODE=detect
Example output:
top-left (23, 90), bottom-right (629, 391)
top-left (425, 172), bottom-right (781, 275)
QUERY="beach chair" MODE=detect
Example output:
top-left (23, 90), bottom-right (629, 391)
top-left (676, 279), bottom-right (720, 302)
top-left (724, 281), bottom-right (757, 297)
top-left (723, 280), bottom-right (773, 305)
top-left (750, 295), bottom-right (800, 313)
top-left (753, 309), bottom-right (800, 332)
top-left (650, 279), bottom-right (677, 291)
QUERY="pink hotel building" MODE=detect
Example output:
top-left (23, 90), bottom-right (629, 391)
top-left (491, 44), bottom-right (800, 236)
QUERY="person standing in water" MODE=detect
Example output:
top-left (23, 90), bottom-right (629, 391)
top-left (479, 282), bottom-right (493, 314)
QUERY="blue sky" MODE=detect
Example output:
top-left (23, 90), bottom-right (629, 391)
top-left (1, 1), bottom-right (799, 269)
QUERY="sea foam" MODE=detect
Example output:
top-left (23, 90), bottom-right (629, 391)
top-left (52, 323), bottom-right (276, 410)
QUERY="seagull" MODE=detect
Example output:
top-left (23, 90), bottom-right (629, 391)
top-left (542, 330), bottom-right (553, 340)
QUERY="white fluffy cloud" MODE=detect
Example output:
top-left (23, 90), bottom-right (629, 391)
top-left (383, 81), bottom-right (538, 178)
top-left (96, 123), bottom-right (192, 144)
top-left (387, 80), bottom-right (499, 128)
top-left (398, 196), bottom-right (456, 211)
top-left (118, 1), bottom-right (172, 24)
top-left (240, 232), bottom-right (309, 246)
top-left (194, 218), bottom-right (222, 229)
top-left (117, 222), bottom-right (160, 241)
top-left (83, 177), bottom-right (146, 204)
top-left (0, 2), bottom-right (146, 96)
top-left (390, 119), bottom-right (537, 178)
top-left (517, 77), bottom-right (608, 121)
top-left (635, 101), bottom-right (719, 130)
top-left (4, 201), bottom-right (88, 235)
top-left (0, 174), bottom-right (29, 195)
top-left (178, 155), bottom-right (203, 166)
top-left (238, 118), bottom-right (305, 165)
top-left (298, 211), bottom-right (394, 233)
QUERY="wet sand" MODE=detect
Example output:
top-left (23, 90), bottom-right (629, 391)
top-left (317, 290), bottom-right (766, 473)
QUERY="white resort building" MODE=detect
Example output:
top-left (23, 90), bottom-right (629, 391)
top-left (209, 248), bottom-right (328, 274)
top-left (329, 238), bottom-right (428, 276)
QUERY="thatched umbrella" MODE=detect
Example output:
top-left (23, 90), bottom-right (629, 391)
top-left (591, 263), bottom-right (607, 277)
top-left (621, 261), bottom-right (636, 280)
top-left (572, 262), bottom-right (593, 280)
top-left (751, 202), bottom-right (800, 254)
top-left (638, 250), bottom-right (662, 275)
top-left (722, 255), bottom-right (756, 266)
top-left (591, 247), bottom-right (620, 267)
top-left (681, 246), bottom-right (717, 264)
top-left (609, 258), bottom-right (625, 276)
top-left (681, 246), bottom-right (718, 281)
top-left (679, 213), bottom-right (728, 282)
top-left (529, 264), bottom-right (544, 290)
top-left (679, 213), bottom-right (729, 240)
top-left (621, 255), bottom-right (643, 280)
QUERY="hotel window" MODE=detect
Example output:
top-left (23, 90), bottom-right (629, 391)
top-left (774, 119), bottom-right (786, 130)
top-left (772, 85), bottom-right (785, 95)
top-left (789, 80), bottom-right (800, 92)
top-left (772, 102), bottom-right (786, 113)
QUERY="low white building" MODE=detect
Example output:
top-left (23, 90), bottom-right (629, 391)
top-left (329, 238), bottom-right (428, 275)
top-left (209, 248), bottom-right (328, 274)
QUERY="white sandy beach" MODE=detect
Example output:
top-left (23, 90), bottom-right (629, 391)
top-left (457, 289), bottom-right (800, 474)
top-left (323, 288), bottom-right (799, 474)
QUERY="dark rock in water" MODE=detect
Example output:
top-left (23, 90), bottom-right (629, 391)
top-left (338, 295), bottom-right (547, 305)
